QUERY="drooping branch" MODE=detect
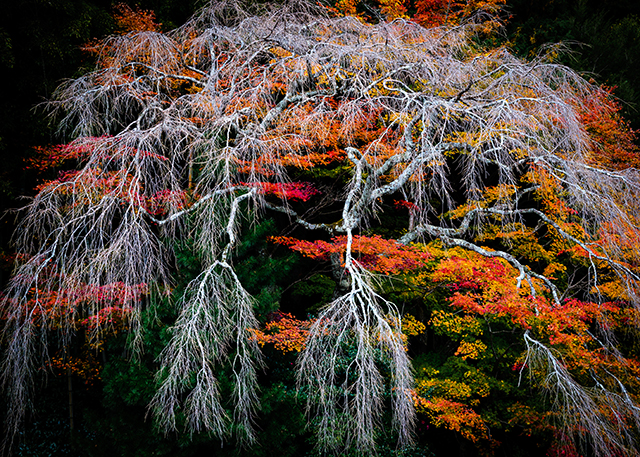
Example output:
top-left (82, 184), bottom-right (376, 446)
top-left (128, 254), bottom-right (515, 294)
top-left (523, 332), bottom-right (640, 457)
top-left (297, 262), bottom-right (415, 452)
top-left (151, 189), bottom-right (262, 443)
top-left (4, 1), bottom-right (640, 454)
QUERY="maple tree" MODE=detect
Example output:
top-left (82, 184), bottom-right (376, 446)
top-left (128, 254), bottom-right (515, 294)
top-left (111, 3), bottom-right (163, 34)
top-left (332, 0), bottom-right (506, 25)
top-left (2, 0), bottom-right (640, 455)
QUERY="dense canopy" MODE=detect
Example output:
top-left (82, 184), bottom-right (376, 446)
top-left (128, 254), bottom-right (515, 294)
top-left (3, 1), bottom-right (640, 455)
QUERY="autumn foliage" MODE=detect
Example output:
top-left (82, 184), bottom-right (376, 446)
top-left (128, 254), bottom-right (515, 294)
top-left (271, 235), bottom-right (431, 274)
top-left (251, 312), bottom-right (314, 353)
top-left (3, 0), bottom-right (640, 456)
top-left (332, 0), bottom-right (506, 24)
top-left (112, 3), bottom-right (162, 34)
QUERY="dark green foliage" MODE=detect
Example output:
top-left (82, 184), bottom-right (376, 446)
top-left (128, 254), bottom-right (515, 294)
top-left (246, 383), bottom-right (310, 457)
top-left (4, 0), bottom-right (640, 455)
top-left (235, 219), bottom-right (300, 319)
top-left (15, 376), bottom-right (74, 457)
top-left (289, 274), bottom-right (335, 315)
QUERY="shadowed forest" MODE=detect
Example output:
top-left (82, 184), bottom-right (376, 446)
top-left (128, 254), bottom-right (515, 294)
top-left (1, 1), bottom-right (640, 456)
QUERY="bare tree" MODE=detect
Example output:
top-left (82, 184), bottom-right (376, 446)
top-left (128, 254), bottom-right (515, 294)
top-left (3, 0), bottom-right (640, 454)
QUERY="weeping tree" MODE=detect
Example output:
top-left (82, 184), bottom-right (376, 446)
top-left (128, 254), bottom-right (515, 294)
top-left (3, 0), bottom-right (640, 454)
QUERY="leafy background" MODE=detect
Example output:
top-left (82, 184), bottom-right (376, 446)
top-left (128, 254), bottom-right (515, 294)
top-left (1, 0), bottom-right (639, 455)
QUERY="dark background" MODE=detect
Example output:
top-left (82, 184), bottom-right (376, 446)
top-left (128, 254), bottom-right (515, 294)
top-left (0, 0), bottom-right (639, 455)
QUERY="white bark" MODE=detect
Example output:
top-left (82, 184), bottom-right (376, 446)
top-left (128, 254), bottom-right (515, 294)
top-left (2, 0), bottom-right (640, 453)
